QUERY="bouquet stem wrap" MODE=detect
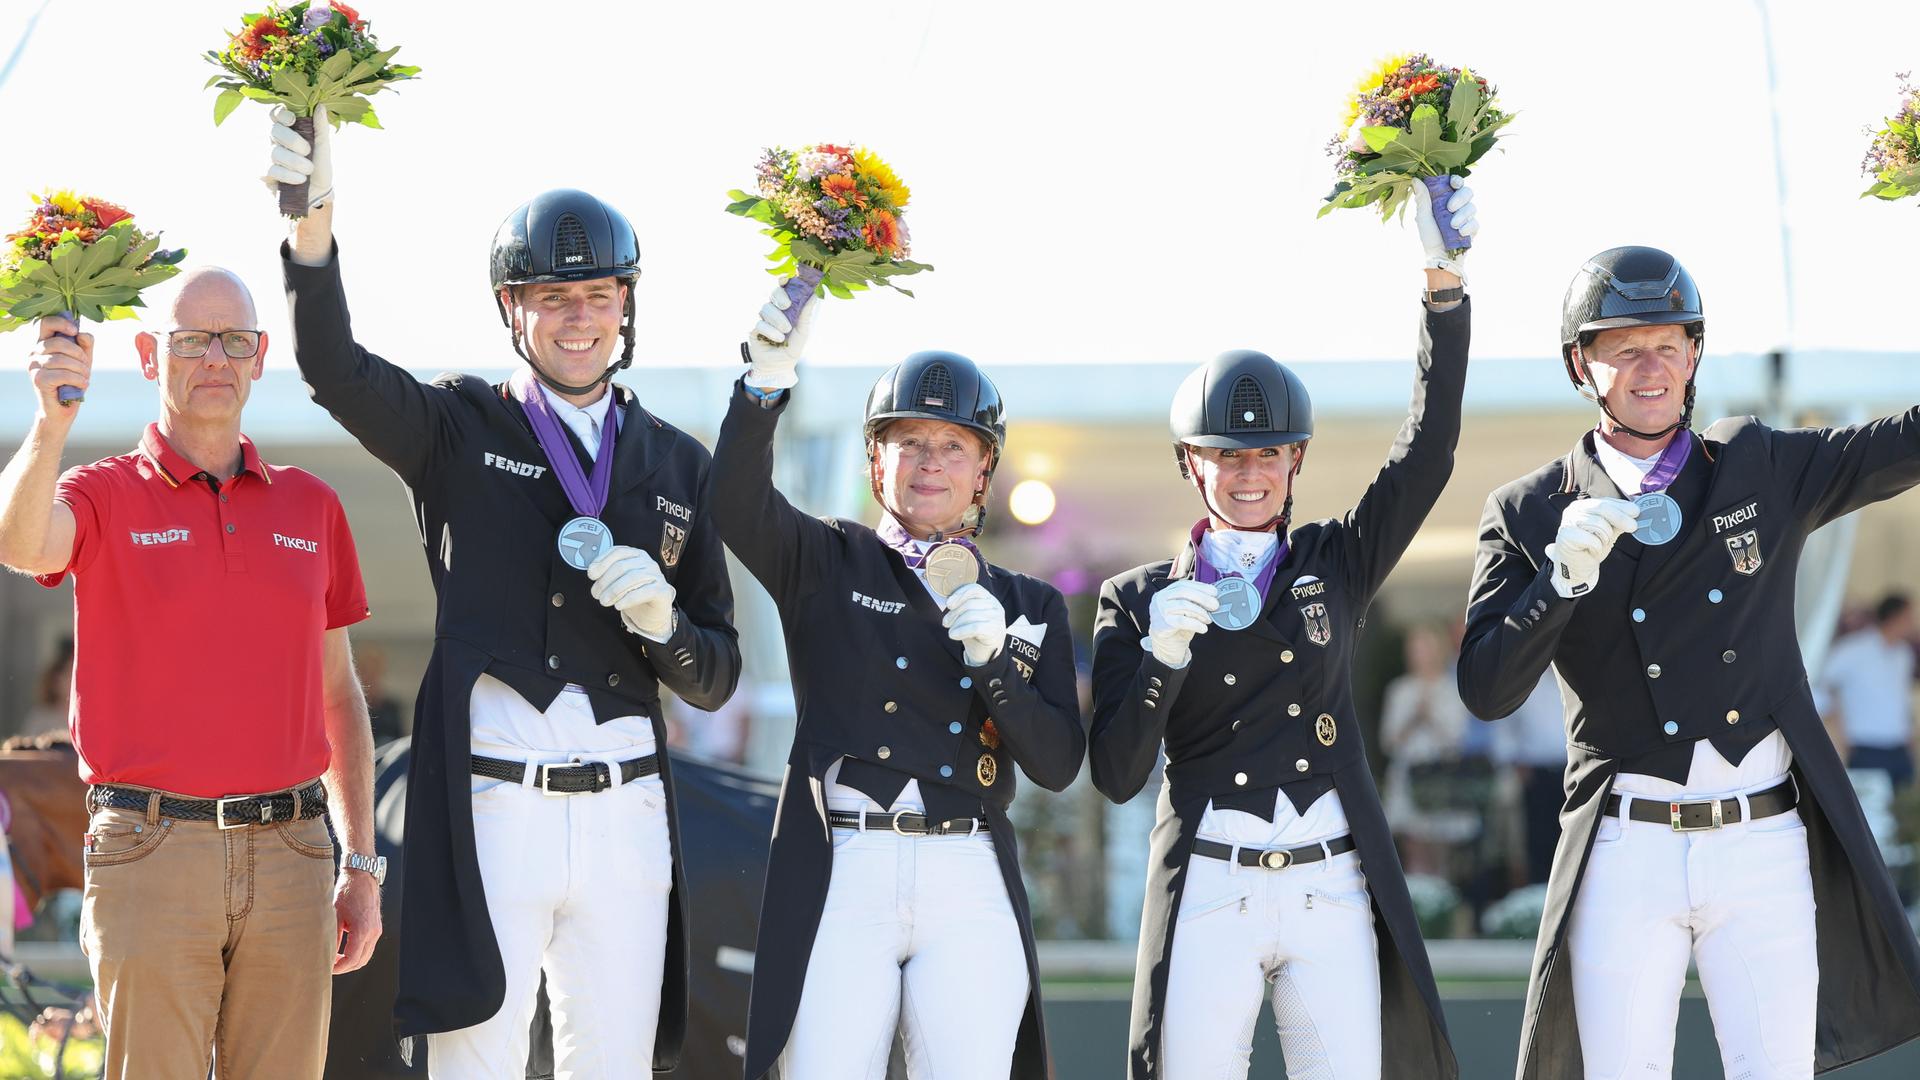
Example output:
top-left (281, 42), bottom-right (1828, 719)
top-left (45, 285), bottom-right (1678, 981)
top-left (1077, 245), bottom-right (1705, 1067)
top-left (279, 115), bottom-right (316, 219)
top-left (54, 309), bottom-right (81, 405)
top-left (781, 264), bottom-right (826, 328)
top-left (1423, 175), bottom-right (1471, 252)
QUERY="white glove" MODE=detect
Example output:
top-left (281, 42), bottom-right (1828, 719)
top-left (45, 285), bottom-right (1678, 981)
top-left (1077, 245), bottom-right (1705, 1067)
top-left (1413, 174), bottom-right (1477, 276)
top-left (744, 282), bottom-right (817, 391)
top-left (587, 546), bottom-right (677, 642)
top-left (1545, 498), bottom-right (1640, 599)
top-left (265, 104), bottom-right (334, 211)
top-left (1146, 580), bottom-right (1219, 669)
top-left (942, 583), bottom-right (1007, 666)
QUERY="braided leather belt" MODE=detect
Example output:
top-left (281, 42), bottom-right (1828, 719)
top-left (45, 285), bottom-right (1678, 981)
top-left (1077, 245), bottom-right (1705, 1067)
top-left (88, 779), bottom-right (328, 830)
top-left (471, 753), bottom-right (658, 795)
top-left (826, 809), bottom-right (988, 837)
top-left (1192, 833), bottom-right (1357, 871)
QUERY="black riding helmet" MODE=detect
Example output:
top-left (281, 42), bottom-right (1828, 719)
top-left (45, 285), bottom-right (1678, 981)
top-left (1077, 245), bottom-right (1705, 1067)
top-left (490, 189), bottom-right (642, 395)
top-left (863, 351), bottom-right (1007, 537)
top-left (1560, 246), bottom-right (1705, 440)
top-left (1170, 350), bottom-right (1314, 532)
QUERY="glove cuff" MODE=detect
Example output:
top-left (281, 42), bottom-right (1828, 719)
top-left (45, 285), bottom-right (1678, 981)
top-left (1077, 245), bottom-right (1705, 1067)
top-left (1147, 636), bottom-right (1192, 670)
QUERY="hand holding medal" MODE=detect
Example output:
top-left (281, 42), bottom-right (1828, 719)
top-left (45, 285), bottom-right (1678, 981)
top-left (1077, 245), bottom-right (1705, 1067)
top-left (942, 582), bottom-right (1007, 667)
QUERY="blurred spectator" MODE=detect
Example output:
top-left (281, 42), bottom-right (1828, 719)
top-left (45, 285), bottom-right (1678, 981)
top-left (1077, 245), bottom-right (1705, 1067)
top-left (21, 635), bottom-right (73, 738)
top-left (356, 644), bottom-right (406, 746)
top-left (666, 691), bottom-right (751, 764)
top-left (1381, 624), bottom-right (1476, 875)
top-left (1820, 593), bottom-right (1918, 791)
top-left (1489, 672), bottom-right (1568, 885)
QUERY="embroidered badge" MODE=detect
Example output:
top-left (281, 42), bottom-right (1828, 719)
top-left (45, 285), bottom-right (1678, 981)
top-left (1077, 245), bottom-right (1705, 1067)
top-left (1300, 601), bottom-right (1333, 647)
top-left (661, 521), bottom-right (688, 569)
top-left (1725, 529), bottom-right (1762, 576)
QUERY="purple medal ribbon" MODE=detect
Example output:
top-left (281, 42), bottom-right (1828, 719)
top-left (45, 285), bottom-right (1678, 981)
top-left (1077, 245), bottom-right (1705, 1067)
top-left (1187, 518), bottom-right (1287, 597)
top-left (876, 513), bottom-right (983, 571)
top-left (1636, 431), bottom-right (1692, 493)
top-left (509, 370), bottom-right (621, 516)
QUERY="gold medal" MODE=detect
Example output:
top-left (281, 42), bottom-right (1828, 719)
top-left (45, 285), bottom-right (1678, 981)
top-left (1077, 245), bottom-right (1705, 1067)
top-left (1315, 713), bottom-right (1337, 747)
top-left (924, 542), bottom-right (980, 600)
top-left (978, 719), bottom-right (1001, 750)
top-left (976, 753), bottom-right (998, 786)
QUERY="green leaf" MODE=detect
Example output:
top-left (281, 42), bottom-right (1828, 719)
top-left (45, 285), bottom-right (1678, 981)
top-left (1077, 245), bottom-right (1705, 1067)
top-left (213, 88), bottom-right (246, 126)
top-left (1361, 126), bottom-right (1400, 153)
top-left (356, 104), bottom-right (382, 129)
top-left (320, 49), bottom-right (354, 81)
top-left (204, 74), bottom-right (230, 90)
top-left (1446, 76), bottom-right (1481, 133)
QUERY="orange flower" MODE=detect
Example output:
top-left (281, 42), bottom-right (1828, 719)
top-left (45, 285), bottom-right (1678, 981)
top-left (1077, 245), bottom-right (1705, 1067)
top-left (820, 172), bottom-right (865, 207)
top-left (862, 209), bottom-right (902, 255)
top-left (84, 200), bottom-right (132, 229)
top-left (1406, 73), bottom-right (1442, 96)
top-left (238, 14), bottom-right (286, 59)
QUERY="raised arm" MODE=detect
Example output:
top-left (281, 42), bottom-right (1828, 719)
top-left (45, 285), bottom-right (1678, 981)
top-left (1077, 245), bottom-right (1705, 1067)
top-left (1764, 408), bottom-right (1920, 529)
top-left (0, 319), bottom-right (85, 575)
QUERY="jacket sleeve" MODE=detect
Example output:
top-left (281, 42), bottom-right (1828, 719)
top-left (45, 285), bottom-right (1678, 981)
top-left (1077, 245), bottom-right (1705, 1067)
top-left (282, 242), bottom-right (463, 488)
top-left (1762, 407), bottom-right (1920, 529)
top-left (968, 586), bottom-right (1086, 792)
top-left (709, 378), bottom-right (839, 609)
top-left (1457, 489), bottom-right (1576, 720)
top-left (1339, 299), bottom-right (1470, 599)
top-left (1088, 574), bottom-right (1189, 803)
top-left (641, 452), bottom-right (741, 712)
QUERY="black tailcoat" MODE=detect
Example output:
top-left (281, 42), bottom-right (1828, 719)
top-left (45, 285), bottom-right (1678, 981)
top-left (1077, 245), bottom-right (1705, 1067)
top-left (284, 246), bottom-right (742, 1071)
top-left (1458, 411), bottom-right (1920, 1078)
top-left (1089, 302), bottom-right (1469, 1079)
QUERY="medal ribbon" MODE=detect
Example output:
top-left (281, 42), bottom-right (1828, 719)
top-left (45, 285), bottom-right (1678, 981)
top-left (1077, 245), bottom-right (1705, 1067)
top-left (876, 513), bottom-right (983, 572)
top-left (509, 369), bottom-right (621, 517)
top-left (1187, 518), bottom-right (1286, 597)
top-left (1636, 431), bottom-right (1692, 494)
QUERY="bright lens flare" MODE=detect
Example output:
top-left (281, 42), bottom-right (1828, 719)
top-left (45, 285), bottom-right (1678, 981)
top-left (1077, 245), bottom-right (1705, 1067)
top-left (1007, 480), bottom-right (1056, 526)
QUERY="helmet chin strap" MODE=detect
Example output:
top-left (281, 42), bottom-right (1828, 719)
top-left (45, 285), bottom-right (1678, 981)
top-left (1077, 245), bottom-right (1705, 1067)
top-left (1186, 445), bottom-right (1303, 536)
top-left (1574, 350), bottom-right (1697, 443)
top-left (504, 285), bottom-right (639, 398)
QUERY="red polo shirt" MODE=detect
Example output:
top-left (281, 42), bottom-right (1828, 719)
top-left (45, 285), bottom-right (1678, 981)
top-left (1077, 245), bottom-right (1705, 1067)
top-left (38, 424), bottom-right (369, 797)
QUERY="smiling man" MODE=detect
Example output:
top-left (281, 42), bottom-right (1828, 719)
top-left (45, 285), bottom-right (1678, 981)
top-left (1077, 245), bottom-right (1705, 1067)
top-left (1459, 246), bottom-right (1920, 1079)
top-left (0, 268), bottom-right (381, 1079)
top-left (268, 110), bottom-right (740, 1076)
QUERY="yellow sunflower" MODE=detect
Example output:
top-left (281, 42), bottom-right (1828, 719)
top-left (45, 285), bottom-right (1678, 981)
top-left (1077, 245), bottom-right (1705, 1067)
top-left (1341, 53), bottom-right (1411, 131)
top-left (41, 189), bottom-right (86, 216)
top-left (853, 148), bottom-right (911, 210)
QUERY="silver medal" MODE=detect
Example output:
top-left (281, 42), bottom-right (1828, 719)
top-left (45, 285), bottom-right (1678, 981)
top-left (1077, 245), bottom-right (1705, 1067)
top-left (1633, 492), bottom-right (1683, 546)
top-left (557, 516), bottom-right (614, 570)
top-left (1211, 577), bottom-right (1261, 631)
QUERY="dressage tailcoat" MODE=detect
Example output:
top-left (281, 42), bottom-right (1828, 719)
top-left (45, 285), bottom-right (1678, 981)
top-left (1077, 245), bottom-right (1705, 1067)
top-left (1089, 301), bottom-right (1469, 1080)
top-left (1458, 411), bottom-right (1920, 1078)
top-left (709, 381), bottom-right (1086, 1079)
top-left (284, 246), bottom-right (742, 1071)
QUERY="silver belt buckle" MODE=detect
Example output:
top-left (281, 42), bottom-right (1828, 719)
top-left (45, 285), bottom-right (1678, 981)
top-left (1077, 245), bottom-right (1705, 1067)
top-left (1669, 799), bottom-right (1724, 832)
top-left (536, 762), bottom-right (575, 797)
top-left (890, 812), bottom-right (918, 837)
top-left (1259, 848), bottom-right (1293, 870)
top-left (216, 796), bottom-right (255, 830)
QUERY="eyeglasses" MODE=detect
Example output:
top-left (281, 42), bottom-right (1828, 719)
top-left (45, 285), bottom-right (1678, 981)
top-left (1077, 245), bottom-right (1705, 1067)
top-left (167, 330), bottom-right (262, 358)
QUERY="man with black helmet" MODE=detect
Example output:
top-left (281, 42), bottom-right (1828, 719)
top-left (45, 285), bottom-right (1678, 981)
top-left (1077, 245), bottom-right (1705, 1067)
top-left (1459, 245), bottom-right (1920, 1079)
top-left (711, 287), bottom-right (1085, 1078)
top-left (267, 108), bottom-right (741, 1076)
top-left (1089, 178), bottom-right (1477, 1079)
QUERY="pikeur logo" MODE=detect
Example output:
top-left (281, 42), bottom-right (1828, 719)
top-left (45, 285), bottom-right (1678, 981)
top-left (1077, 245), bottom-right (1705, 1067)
top-left (130, 528), bottom-right (191, 546)
top-left (274, 533), bottom-right (319, 554)
top-left (1291, 580), bottom-right (1327, 600)
top-left (656, 495), bottom-right (693, 522)
top-left (485, 452), bottom-right (547, 479)
top-left (852, 590), bottom-right (905, 615)
top-left (1713, 501), bottom-right (1761, 533)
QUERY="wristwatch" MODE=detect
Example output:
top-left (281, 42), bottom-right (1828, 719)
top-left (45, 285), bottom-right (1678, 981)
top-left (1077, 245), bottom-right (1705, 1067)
top-left (343, 851), bottom-right (388, 886)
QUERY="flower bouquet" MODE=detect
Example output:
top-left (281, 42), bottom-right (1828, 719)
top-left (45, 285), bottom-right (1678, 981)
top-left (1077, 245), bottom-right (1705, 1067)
top-left (1861, 73), bottom-right (1920, 202)
top-left (725, 144), bottom-right (932, 334)
top-left (0, 192), bottom-right (188, 405)
top-left (206, 1), bottom-right (419, 217)
top-left (1319, 54), bottom-right (1512, 253)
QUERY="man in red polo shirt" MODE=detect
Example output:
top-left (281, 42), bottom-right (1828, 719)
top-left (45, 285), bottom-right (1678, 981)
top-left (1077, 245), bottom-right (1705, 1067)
top-left (0, 267), bottom-right (382, 1079)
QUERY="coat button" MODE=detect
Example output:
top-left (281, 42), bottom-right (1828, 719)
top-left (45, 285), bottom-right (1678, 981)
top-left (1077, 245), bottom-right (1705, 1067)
top-left (949, 722), bottom-right (963, 734)
top-left (1231, 719), bottom-right (1243, 731)
top-left (547, 655), bottom-right (561, 670)
top-left (1709, 589), bottom-right (1724, 604)
top-left (1295, 759), bottom-right (1309, 773)
top-left (1722, 650), bottom-right (1737, 664)
top-left (1632, 608), bottom-right (1646, 623)
top-left (1726, 710), bottom-right (1740, 724)
top-left (1663, 721), bottom-right (1679, 735)
top-left (1233, 772), bottom-right (1249, 786)
top-left (606, 674), bottom-right (620, 688)
top-left (1288, 704), bottom-right (1302, 717)
top-left (1646, 664), bottom-right (1662, 679)
top-left (1149, 676), bottom-right (1163, 688)
top-left (960, 677), bottom-right (973, 689)
top-left (884, 701), bottom-right (898, 714)
top-left (1144, 700), bottom-right (1157, 709)
top-left (551, 593), bottom-right (565, 608)
top-left (1280, 650), bottom-right (1295, 663)
top-left (940, 765), bottom-right (954, 778)
top-left (1223, 674), bottom-right (1237, 686)
top-left (896, 657), bottom-right (908, 670)
top-left (878, 746), bottom-right (892, 760)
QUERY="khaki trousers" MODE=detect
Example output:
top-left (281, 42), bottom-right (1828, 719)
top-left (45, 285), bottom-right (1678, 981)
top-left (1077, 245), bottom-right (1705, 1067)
top-left (79, 785), bottom-right (338, 1080)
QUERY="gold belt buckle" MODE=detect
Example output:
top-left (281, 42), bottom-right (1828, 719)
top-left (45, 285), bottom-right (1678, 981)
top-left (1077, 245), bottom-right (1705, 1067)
top-left (1258, 848), bottom-right (1293, 870)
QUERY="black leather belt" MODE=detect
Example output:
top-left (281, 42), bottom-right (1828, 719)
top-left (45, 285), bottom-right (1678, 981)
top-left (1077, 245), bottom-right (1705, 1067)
top-left (1605, 777), bottom-right (1798, 832)
top-left (88, 780), bottom-right (328, 829)
top-left (1193, 833), bottom-right (1357, 870)
top-left (471, 753), bottom-right (658, 795)
top-left (827, 809), bottom-right (988, 836)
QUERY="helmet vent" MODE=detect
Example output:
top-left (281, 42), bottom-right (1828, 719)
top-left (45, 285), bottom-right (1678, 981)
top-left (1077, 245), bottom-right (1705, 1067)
top-left (915, 363), bottom-right (955, 410)
top-left (1227, 375), bottom-right (1269, 430)
top-left (552, 213), bottom-right (595, 268)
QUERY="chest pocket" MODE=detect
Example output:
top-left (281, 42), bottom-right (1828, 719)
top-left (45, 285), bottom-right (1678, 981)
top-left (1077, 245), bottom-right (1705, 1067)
top-left (645, 493), bottom-right (697, 572)
top-left (1003, 616), bottom-right (1045, 682)
top-left (1282, 574), bottom-right (1342, 650)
